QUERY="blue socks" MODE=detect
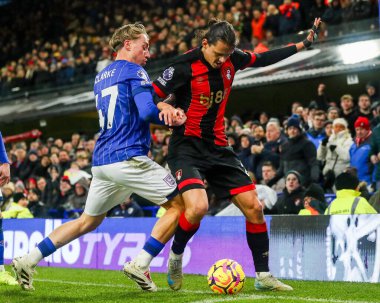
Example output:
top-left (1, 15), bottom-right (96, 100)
top-left (37, 237), bottom-right (57, 257)
top-left (0, 219), bottom-right (4, 266)
top-left (143, 236), bottom-right (164, 257)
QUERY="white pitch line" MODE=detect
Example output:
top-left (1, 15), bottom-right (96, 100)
top-left (190, 294), bottom-right (374, 303)
top-left (34, 279), bottom-right (374, 303)
top-left (34, 278), bottom-right (209, 294)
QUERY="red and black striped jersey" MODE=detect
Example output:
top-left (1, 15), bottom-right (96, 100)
top-left (153, 47), bottom-right (258, 146)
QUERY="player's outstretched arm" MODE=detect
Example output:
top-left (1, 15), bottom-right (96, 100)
top-left (250, 18), bottom-right (321, 68)
top-left (295, 18), bottom-right (321, 51)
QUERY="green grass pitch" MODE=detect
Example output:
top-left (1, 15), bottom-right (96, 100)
top-left (1, 266), bottom-right (379, 303)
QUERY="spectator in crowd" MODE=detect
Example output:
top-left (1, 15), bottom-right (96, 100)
top-left (327, 106), bottom-right (340, 121)
top-left (273, 115), bottom-right (319, 186)
top-left (343, 166), bottom-right (371, 200)
top-left (65, 177), bottom-right (90, 211)
top-left (323, 0), bottom-right (343, 25)
top-left (33, 155), bottom-right (51, 179)
top-left (325, 172), bottom-right (377, 214)
top-left (299, 183), bottom-right (327, 215)
top-left (19, 150), bottom-right (40, 181)
top-left (227, 132), bottom-right (240, 153)
top-left (291, 101), bottom-right (303, 115)
top-left (340, 94), bottom-right (357, 135)
top-left (51, 175), bottom-right (74, 217)
top-left (356, 94), bottom-right (373, 121)
top-left (70, 133), bottom-right (81, 151)
top-left (311, 83), bottom-right (330, 111)
top-left (263, 4), bottom-right (280, 36)
top-left (108, 196), bottom-right (144, 218)
top-left (75, 151), bottom-right (92, 175)
top-left (366, 82), bottom-right (379, 102)
top-left (252, 120), bottom-right (286, 182)
top-left (14, 180), bottom-right (26, 194)
top-left (369, 189), bottom-right (380, 213)
top-left (278, 0), bottom-right (301, 35)
top-left (318, 118), bottom-right (353, 191)
top-left (58, 149), bottom-right (72, 174)
top-left (230, 115), bottom-right (244, 131)
top-left (370, 123), bottom-right (380, 190)
top-left (306, 110), bottom-right (327, 150)
top-left (259, 112), bottom-right (270, 129)
top-left (151, 128), bottom-right (167, 160)
top-left (349, 116), bottom-right (373, 187)
top-left (252, 125), bottom-right (266, 145)
top-left (308, 0), bottom-right (327, 25)
top-left (260, 161), bottom-right (285, 193)
top-left (237, 134), bottom-right (254, 174)
top-left (324, 119), bottom-right (333, 138)
top-left (0, 182), bottom-right (15, 211)
top-left (36, 176), bottom-right (53, 208)
top-left (27, 189), bottom-right (46, 218)
top-left (370, 101), bottom-right (380, 128)
top-left (153, 133), bottom-right (171, 168)
top-left (11, 148), bottom-right (28, 181)
top-left (272, 170), bottom-right (305, 214)
top-left (251, 9), bottom-right (266, 41)
top-left (96, 47), bottom-right (112, 73)
top-left (1, 193), bottom-right (33, 218)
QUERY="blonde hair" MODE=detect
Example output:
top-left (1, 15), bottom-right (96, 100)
top-left (109, 23), bottom-right (147, 52)
top-left (340, 94), bottom-right (353, 102)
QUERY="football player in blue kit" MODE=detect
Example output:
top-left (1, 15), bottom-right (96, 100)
top-left (0, 131), bottom-right (18, 286)
top-left (12, 23), bottom-right (186, 292)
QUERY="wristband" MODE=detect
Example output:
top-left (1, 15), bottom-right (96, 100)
top-left (303, 39), bottom-right (312, 48)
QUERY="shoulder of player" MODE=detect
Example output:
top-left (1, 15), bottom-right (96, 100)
top-left (232, 48), bottom-right (254, 58)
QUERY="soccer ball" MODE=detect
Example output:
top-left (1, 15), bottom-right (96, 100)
top-left (207, 259), bottom-right (245, 294)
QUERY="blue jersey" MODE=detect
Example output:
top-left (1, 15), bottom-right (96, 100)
top-left (92, 60), bottom-right (154, 166)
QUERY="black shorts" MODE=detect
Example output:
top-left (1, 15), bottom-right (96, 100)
top-left (167, 136), bottom-right (255, 199)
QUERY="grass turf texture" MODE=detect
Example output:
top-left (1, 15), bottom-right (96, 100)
top-left (1, 266), bottom-right (379, 303)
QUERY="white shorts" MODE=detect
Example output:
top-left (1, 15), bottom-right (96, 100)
top-left (84, 156), bottom-right (178, 216)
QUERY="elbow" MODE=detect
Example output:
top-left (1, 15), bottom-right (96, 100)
top-left (140, 112), bottom-right (154, 123)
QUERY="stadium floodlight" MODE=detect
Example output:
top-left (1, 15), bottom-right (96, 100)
top-left (338, 39), bottom-right (380, 65)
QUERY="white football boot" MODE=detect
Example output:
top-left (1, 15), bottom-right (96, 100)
top-left (254, 272), bottom-right (293, 291)
top-left (167, 251), bottom-right (183, 291)
top-left (123, 260), bottom-right (157, 292)
top-left (11, 256), bottom-right (36, 291)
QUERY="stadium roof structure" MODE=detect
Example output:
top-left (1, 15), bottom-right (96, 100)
top-left (0, 32), bottom-right (379, 124)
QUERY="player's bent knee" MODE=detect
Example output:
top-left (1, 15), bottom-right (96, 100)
top-left (78, 214), bottom-right (104, 233)
top-left (187, 203), bottom-right (208, 219)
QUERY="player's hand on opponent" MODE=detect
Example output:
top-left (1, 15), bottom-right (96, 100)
top-left (159, 104), bottom-right (186, 127)
top-left (0, 163), bottom-right (10, 187)
top-left (303, 18), bottom-right (321, 48)
top-left (172, 108), bottom-right (187, 126)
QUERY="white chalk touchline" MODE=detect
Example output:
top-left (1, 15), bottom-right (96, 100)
top-left (189, 294), bottom-right (373, 303)
top-left (35, 279), bottom-right (373, 303)
top-left (34, 278), bottom-right (209, 294)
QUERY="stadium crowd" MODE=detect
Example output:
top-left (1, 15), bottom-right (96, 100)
top-left (1, 81), bottom-right (380, 218)
top-left (0, 0), bottom-right (378, 94)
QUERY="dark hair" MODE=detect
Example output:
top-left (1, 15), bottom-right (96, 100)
top-left (196, 19), bottom-right (237, 47)
top-left (262, 161), bottom-right (276, 170)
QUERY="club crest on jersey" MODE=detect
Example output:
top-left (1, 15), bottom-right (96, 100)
top-left (163, 174), bottom-right (176, 187)
top-left (175, 169), bottom-right (182, 181)
top-left (223, 67), bottom-right (232, 80)
top-left (163, 67), bottom-right (175, 81)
